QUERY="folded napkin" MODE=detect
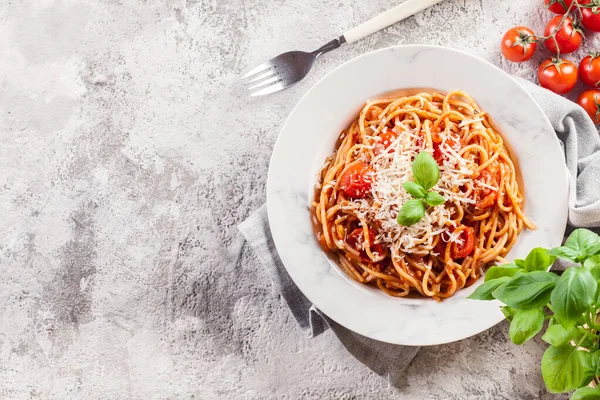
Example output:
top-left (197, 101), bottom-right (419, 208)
top-left (238, 76), bottom-right (600, 384)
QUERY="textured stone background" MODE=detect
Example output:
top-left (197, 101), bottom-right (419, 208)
top-left (0, 0), bottom-right (593, 398)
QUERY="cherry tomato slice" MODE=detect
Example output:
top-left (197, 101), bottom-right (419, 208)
top-left (475, 170), bottom-right (499, 209)
top-left (339, 161), bottom-right (374, 199)
top-left (346, 228), bottom-right (385, 262)
top-left (451, 226), bottom-right (475, 259)
top-left (433, 138), bottom-right (459, 165)
top-left (374, 129), bottom-right (398, 155)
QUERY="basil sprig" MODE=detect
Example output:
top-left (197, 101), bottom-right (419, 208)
top-left (397, 152), bottom-right (445, 226)
top-left (469, 228), bottom-right (600, 396)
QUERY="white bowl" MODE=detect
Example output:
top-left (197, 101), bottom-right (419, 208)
top-left (266, 45), bottom-right (568, 346)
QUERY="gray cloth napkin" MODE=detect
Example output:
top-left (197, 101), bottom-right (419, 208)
top-left (238, 77), bottom-right (600, 384)
top-left (515, 77), bottom-right (600, 227)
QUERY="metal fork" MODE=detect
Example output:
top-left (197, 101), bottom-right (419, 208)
top-left (242, 0), bottom-right (446, 96)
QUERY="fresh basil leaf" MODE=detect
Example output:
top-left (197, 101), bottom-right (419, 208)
top-left (524, 247), bottom-right (556, 272)
top-left (586, 350), bottom-right (600, 376)
top-left (551, 267), bottom-right (597, 328)
top-left (424, 191), bottom-right (445, 206)
top-left (468, 277), bottom-right (511, 301)
top-left (564, 229), bottom-right (600, 261)
top-left (402, 181), bottom-right (426, 199)
top-left (411, 151), bottom-right (439, 191)
top-left (492, 271), bottom-right (559, 309)
top-left (485, 264), bottom-right (520, 282)
top-left (542, 345), bottom-right (591, 393)
top-left (584, 255), bottom-right (600, 270)
top-left (514, 258), bottom-right (525, 268)
top-left (397, 199), bottom-right (426, 226)
top-left (571, 387), bottom-right (600, 400)
top-left (549, 246), bottom-right (579, 262)
top-left (509, 308), bottom-right (544, 345)
top-left (591, 351), bottom-right (600, 376)
top-left (541, 324), bottom-right (580, 347)
top-left (582, 334), bottom-right (598, 351)
top-left (501, 306), bottom-right (517, 321)
top-left (590, 265), bottom-right (600, 283)
top-left (588, 242), bottom-right (600, 257)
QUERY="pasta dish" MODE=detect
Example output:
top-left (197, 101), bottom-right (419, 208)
top-left (311, 90), bottom-right (535, 301)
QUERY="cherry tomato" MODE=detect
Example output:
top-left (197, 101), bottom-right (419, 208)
top-left (580, 0), bottom-right (600, 32)
top-left (579, 53), bottom-right (600, 87)
top-left (545, 0), bottom-right (574, 14)
top-left (475, 170), bottom-right (499, 209)
top-left (501, 27), bottom-right (537, 62)
top-left (339, 160), bottom-right (374, 198)
top-left (374, 129), bottom-right (398, 154)
top-left (538, 58), bottom-right (578, 94)
top-left (577, 89), bottom-right (600, 124)
top-left (346, 228), bottom-right (385, 262)
top-left (433, 137), bottom-right (459, 165)
top-left (544, 16), bottom-right (583, 54)
top-left (451, 226), bottom-right (475, 259)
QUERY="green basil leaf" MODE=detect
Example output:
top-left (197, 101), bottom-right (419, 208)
top-left (524, 247), bottom-right (556, 272)
top-left (396, 199), bottom-right (425, 226)
top-left (542, 345), bottom-right (591, 393)
top-left (587, 350), bottom-right (600, 373)
top-left (564, 229), bottom-right (600, 261)
top-left (590, 265), bottom-right (600, 283)
top-left (551, 267), bottom-right (597, 328)
top-left (514, 258), bottom-right (525, 268)
top-left (468, 276), bottom-right (511, 301)
top-left (501, 306), bottom-right (517, 321)
top-left (411, 151), bottom-right (439, 191)
top-left (584, 255), bottom-right (600, 270)
top-left (549, 246), bottom-right (579, 262)
top-left (589, 242), bottom-right (600, 256)
top-left (571, 387), bottom-right (600, 400)
top-left (485, 264), bottom-right (520, 281)
top-left (541, 324), bottom-right (580, 347)
top-left (492, 271), bottom-right (559, 309)
top-left (402, 181), bottom-right (426, 199)
top-left (509, 308), bottom-right (544, 345)
top-left (424, 191), bottom-right (445, 206)
top-left (582, 351), bottom-right (597, 387)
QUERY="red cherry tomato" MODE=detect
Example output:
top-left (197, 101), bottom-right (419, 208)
top-left (475, 170), bottom-right (499, 209)
top-left (580, 0), bottom-right (600, 32)
top-left (538, 58), bottom-right (578, 94)
top-left (579, 53), bottom-right (600, 87)
top-left (545, 0), bottom-right (574, 14)
top-left (577, 89), bottom-right (600, 124)
top-left (501, 26), bottom-right (537, 62)
top-left (433, 137), bottom-right (459, 165)
top-left (451, 226), bottom-right (475, 259)
top-left (339, 160), bottom-right (374, 198)
top-left (346, 228), bottom-right (385, 262)
top-left (544, 16), bottom-right (583, 54)
top-left (374, 129), bottom-right (398, 154)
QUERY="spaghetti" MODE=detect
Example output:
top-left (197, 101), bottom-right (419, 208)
top-left (311, 90), bottom-right (535, 301)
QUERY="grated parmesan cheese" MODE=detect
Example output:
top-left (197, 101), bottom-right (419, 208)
top-left (348, 124), bottom-right (479, 254)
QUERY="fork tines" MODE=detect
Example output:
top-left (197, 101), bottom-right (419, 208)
top-left (241, 62), bottom-right (285, 97)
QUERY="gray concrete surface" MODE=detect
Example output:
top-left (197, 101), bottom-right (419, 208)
top-left (0, 0), bottom-right (588, 398)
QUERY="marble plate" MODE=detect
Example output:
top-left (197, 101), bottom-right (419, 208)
top-left (266, 45), bottom-right (568, 346)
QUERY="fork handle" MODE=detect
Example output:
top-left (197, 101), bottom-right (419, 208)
top-left (343, 0), bottom-right (446, 44)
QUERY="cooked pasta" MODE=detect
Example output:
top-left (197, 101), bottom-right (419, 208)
top-left (311, 90), bottom-right (535, 301)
